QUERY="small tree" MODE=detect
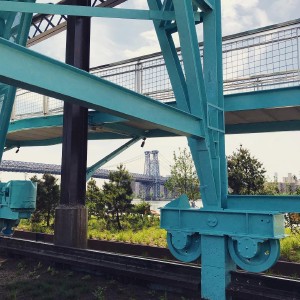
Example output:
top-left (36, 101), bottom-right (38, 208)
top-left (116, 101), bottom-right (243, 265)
top-left (262, 176), bottom-right (280, 195)
top-left (227, 145), bottom-right (266, 195)
top-left (31, 174), bottom-right (60, 227)
top-left (103, 164), bottom-right (133, 230)
top-left (132, 201), bottom-right (151, 216)
top-left (165, 148), bottom-right (200, 201)
top-left (86, 178), bottom-right (105, 219)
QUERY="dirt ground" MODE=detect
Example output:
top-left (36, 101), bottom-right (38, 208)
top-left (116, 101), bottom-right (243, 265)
top-left (0, 253), bottom-right (201, 300)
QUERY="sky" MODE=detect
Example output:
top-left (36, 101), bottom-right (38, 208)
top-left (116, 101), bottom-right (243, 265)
top-left (1, 0), bottom-right (300, 183)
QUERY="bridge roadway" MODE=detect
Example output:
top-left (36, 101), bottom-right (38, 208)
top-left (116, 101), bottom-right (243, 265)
top-left (0, 160), bottom-right (168, 184)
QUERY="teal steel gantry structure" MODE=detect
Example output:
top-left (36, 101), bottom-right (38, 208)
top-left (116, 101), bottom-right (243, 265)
top-left (0, 0), bottom-right (299, 299)
top-left (0, 0), bottom-right (37, 235)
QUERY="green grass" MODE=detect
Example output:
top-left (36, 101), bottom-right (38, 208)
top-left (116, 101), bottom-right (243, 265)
top-left (18, 219), bottom-right (54, 234)
top-left (0, 256), bottom-right (191, 300)
top-left (88, 226), bottom-right (167, 247)
top-left (280, 229), bottom-right (300, 262)
top-left (19, 219), bottom-right (300, 262)
top-left (19, 219), bottom-right (167, 248)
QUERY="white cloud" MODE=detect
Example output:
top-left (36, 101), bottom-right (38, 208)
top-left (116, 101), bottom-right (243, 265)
top-left (31, 32), bottom-right (65, 61)
top-left (90, 20), bottom-right (120, 66)
top-left (265, 0), bottom-right (299, 23)
top-left (123, 29), bottom-right (181, 59)
top-left (222, 0), bottom-right (271, 35)
top-left (119, 0), bottom-right (148, 9)
top-left (123, 29), bottom-right (160, 58)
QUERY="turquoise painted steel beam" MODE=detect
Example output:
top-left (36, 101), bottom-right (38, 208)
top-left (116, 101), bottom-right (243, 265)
top-left (96, 123), bottom-right (146, 137)
top-left (0, 1), bottom-right (202, 21)
top-left (148, 0), bottom-right (190, 113)
top-left (0, 87), bottom-right (16, 160)
top-left (159, 0), bottom-right (174, 28)
top-left (89, 111), bottom-right (125, 124)
top-left (202, 0), bottom-right (225, 205)
top-left (6, 113), bottom-right (179, 149)
top-left (227, 195), bottom-right (300, 213)
top-left (9, 113), bottom-right (126, 134)
top-left (192, 0), bottom-right (213, 12)
top-left (173, 0), bottom-right (218, 207)
top-left (86, 137), bottom-right (141, 181)
top-left (161, 207), bottom-right (285, 239)
top-left (173, 0), bottom-right (206, 117)
top-left (226, 120), bottom-right (300, 134)
top-left (169, 86), bottom-right (300, 112)
top-left (224, 86), bottom-right (300, 112)
top-left (0, 38), bottom-right (204, 138)
top-left (9, 115), bottom-right (64, 133)
top-left (0, 0), bottom-right (35, 163)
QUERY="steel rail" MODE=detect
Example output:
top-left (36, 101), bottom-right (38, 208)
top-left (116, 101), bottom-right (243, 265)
top-left (1, 233), bottom-right (300, 299)
top-left (11, 230), bottom-right (300, 277)
top-left (0, 236), bottom-right (200, 297)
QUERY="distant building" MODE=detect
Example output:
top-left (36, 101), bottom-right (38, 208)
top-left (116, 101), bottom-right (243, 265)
top-left (278, 172), bottom-right (299, 193)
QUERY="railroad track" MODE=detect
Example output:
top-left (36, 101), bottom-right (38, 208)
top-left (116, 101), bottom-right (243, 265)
top-left (1, 232), bottom-right (300, 299)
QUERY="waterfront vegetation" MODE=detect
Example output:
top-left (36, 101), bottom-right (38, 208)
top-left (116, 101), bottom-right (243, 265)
top-left (22, 152), bottom-right (300, 264)
top-left (19, 215), bottom-right (167, 248)
top-left (280, 229), bottom-right (300, 262)
top-left (18, 218), bottom-right (300, 262)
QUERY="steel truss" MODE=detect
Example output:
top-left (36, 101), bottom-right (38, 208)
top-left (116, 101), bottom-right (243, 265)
top-left (28, 0), bottom-right (127, 47)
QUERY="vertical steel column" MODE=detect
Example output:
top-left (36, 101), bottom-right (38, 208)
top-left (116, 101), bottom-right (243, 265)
top-left (61, 0), bottom-right (90, 207)
top-left (54, 0), bottom-right (90, 248)
top-left (200, 1), bottom-right (235, 299)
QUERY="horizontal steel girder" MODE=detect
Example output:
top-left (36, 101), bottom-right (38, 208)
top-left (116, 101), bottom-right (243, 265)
top-left (227, 195), bottom-right (300, 213)
top-left (224, 86), bottom-right (300, 111)
top-left (0, 38), bottom-right (204, 138)
top-left (0, 1), bottom-right (201, 21)
top-left (226, 120), bottom-right (300, 134)
top-left (160, 207), bottom-right (285, 239)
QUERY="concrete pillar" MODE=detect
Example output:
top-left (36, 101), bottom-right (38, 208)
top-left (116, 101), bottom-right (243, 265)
top-left (54, 206), bottom-right (88, 248)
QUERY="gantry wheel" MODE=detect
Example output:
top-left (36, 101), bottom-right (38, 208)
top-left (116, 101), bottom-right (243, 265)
top-left (1, 219), bottom-right (18, 236)
top-left (1, 227), bottom-right (14, 236)
top-left (228, 237), bottom-right (280, 273)
top-left (167, 231), bottom-right (201, 262)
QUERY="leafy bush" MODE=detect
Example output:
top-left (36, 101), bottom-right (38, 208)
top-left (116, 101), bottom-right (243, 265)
top-left (280, 230), bottom-right (300, 262)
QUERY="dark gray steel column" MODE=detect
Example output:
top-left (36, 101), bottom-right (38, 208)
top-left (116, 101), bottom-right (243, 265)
top-left (54, 0), bottom-right (90, 248)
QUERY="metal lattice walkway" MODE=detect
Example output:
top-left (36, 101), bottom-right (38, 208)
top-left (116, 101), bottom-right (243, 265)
top-left (8, 18), bottom-right (300, 146)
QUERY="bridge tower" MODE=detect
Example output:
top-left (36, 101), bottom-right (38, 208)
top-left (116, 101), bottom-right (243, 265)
top-left (143, 150), bottom-right (161, 200)
top-left (151, 150), bottom-right (160, 199)
top-left (144, 151), bottom-right (151, 176)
